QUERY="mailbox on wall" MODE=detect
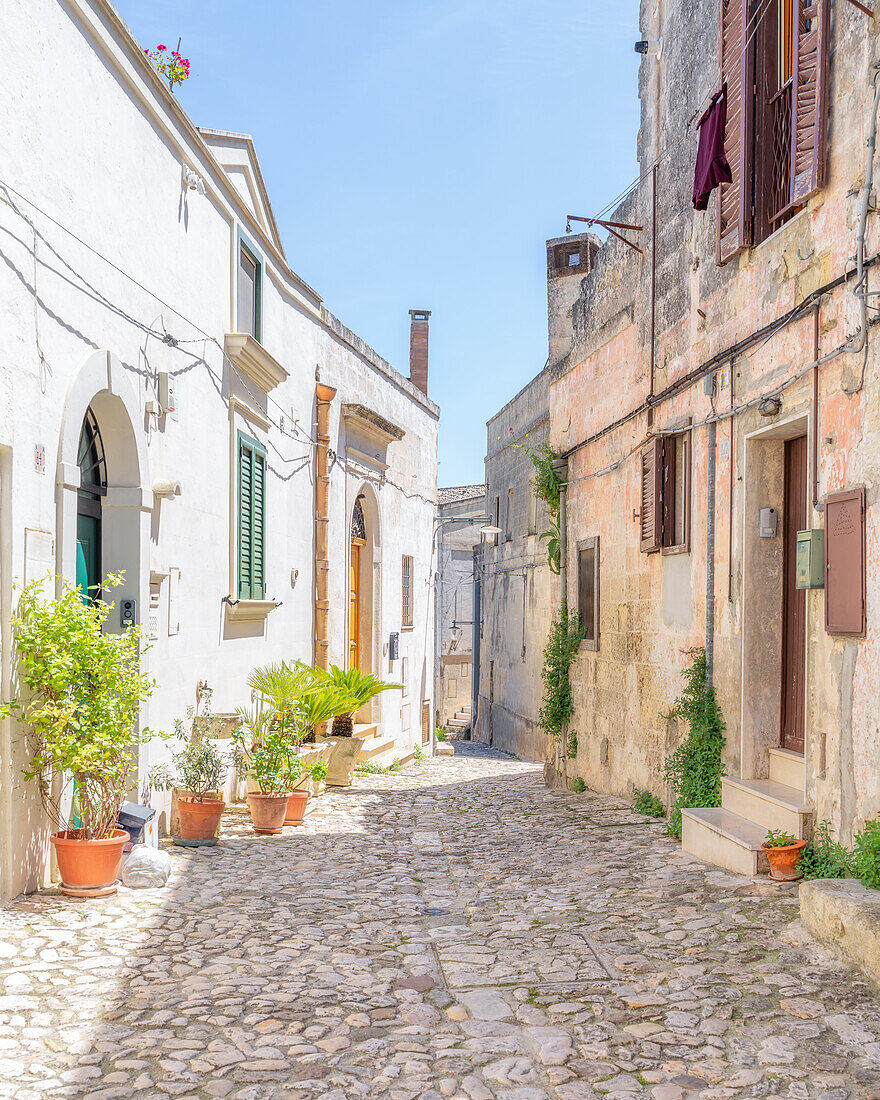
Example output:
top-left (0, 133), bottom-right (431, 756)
top-left (796, 529), bottom-right (824, 589)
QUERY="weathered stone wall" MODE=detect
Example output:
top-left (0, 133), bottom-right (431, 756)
top-left (547, 0), bottom-right (880, 838)
top-left (437, 489), bottom-right (486, 727)
top-left (474, 368), bottom-right (559, 761)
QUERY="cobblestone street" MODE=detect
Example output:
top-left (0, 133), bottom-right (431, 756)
top-left (1, 744), bottom-right (880, 1100)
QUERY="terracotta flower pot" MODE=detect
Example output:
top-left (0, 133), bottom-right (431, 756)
top-left (762, 838), bottom-right (807, 881)
top-left (50, 829), bottom-right (130, 898)
top-left (247, 792), bottom-right (290, 835)
top-left (177, 797), bottom-right (225, 846)
top-left (285, 789), bottom-right (310, 825)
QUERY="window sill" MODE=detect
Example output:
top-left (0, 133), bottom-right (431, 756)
top-left (747, 203), bottom-right (810, 259)
top-left (578, 638), bottom-right (599, 653)
top-left (222, 597), bottom-right (280, 623)
top-left (224, 332), bottom-right (288, 393)
top-left (661, 544), bottom-right (690, 557)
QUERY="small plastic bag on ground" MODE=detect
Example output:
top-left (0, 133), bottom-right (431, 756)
top-left (121, 845), bottom-right (172, 888)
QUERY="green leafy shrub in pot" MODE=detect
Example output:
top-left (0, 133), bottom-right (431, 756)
top-left (150, 717), bottom-right (229, 803)
top-left (852, 820), bottom-right (880, 890)
top-left (764, 829), bottom-right (799, 848)
top-left (310, 761), bottom-right (328, 783)
top-left (0, 574), bottom-right (156, 840)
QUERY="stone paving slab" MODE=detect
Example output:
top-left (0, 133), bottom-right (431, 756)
top-left (1, 742), bottom-right (880, 1099)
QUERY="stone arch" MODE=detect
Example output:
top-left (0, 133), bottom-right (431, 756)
top-left (55, 350), bottom-right (152, 626)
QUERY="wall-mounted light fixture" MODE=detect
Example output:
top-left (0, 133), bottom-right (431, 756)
top-left (758, 395), bottom-right (783, 417)
top-left (634, 37), bottom-right (663, 59)
top-left (153, 478), bottom-right (182, 498)
top-left (182, 165), bottom-right (206, 196)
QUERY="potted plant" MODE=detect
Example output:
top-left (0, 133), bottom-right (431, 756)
top-left (325, 667), bottom-right (403, 739)
top-left (762, 828), bottom-right (808, 881)
top-left (284, 761), bottom-right (328, 825)
top-left (149, 721), bottom-right (229, 846)
top-left (0, 574), bottom-right (156, 897)
top-left (321, 667), bottom-right (403, 787)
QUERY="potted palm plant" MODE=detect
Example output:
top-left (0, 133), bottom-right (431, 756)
top-left (325, 666), bottom-right (403, 739)
top-left (149, 725), bottom-right (229, 846)
top-left (1, 574), bottom-right (156, 897)
top-left (321, 667), bottom-right (403, 787)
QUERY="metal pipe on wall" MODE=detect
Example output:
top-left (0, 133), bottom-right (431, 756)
top-left (706, 418), bottom-right (717, 687)
top-left (314, 381), bottom-right (337, 669)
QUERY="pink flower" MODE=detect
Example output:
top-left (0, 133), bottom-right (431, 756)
top-left (157, 44), bottom-right (166, 51)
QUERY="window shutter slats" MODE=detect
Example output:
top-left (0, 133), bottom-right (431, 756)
top-left (716, 0), bottom-right (753, 265)
top-left (237, 435), bottom-right (266, 601)
top-left (789, 0), bottom-right (830, 204)
top-left (640, 440), bottom-right (663, 553)
top-left (825, 487), bottom-right (865, 636)
top-left (252, 449), bottom-right (266, 599)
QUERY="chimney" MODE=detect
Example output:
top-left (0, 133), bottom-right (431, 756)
top-left (408, 309), bottom-right (431, 395)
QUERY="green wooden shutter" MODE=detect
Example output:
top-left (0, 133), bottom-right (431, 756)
top-left (252, 446), bottom-right (266, 599)
top-left (237, 433), bottom-right (266, 600)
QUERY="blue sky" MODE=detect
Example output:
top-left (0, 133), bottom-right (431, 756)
top-left (114, 1), bottom-right (640, 486)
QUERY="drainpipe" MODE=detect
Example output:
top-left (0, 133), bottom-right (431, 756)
top-left (705, 418), bottom-right (717, 688)
top-left (314, 381), bottom-right (336, 669)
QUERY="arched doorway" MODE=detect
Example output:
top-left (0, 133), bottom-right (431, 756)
top-left (349, 499), bottom-right (366, 670)
top-left (75, 406), bottom-right (106, 599)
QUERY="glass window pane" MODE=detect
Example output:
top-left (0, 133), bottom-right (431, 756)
top-left (674, 434), bottom-right (687, 546)
top-left (579, 546), bottom-right (595, 641)
top-left (238, 247), bottom-right (257, 335)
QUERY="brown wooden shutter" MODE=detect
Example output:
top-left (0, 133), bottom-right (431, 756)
top-left (640, 439), bottom-right (663, 553)
top-left (716, 0), bottom-right (754, 265)
top-left (825, 487), bottom-right (865, 636)
top-left (789, 0), bottom-right (830, 204)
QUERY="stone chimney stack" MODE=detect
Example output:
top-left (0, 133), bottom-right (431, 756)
top-left (408, 309), bottom-right (431, 395)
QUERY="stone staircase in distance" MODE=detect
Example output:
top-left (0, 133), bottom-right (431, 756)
top-left (445, 704), bottom-right (472, 737)
top-left (682, 748), bottom-right (812, 876)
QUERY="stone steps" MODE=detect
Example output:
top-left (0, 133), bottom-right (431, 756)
top-left (682, 752), bottom-right (811, 876)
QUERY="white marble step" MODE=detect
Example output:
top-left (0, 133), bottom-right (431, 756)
top-left (721, 777), bottom-right (812, 839)
top-left (768, 748), bottom-right (805, 790)
top-left (681, 807), bottom-right (770, 877)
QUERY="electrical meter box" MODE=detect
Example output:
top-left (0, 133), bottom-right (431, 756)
top-left (796, 529), bottom-right (825, 589)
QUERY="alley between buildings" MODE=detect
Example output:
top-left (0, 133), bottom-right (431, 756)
top-left (1, 744), bottom-right (879, 1100)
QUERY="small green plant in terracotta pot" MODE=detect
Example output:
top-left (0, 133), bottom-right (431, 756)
top-left (150, 716), bottom-right (229, 846)
top-left (762, 828), bottom-right (807, 881)
top-left (232, 716), bottom-right (296, 835)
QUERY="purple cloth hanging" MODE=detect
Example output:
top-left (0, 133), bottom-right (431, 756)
top-left (692, 84), bottom-right (733, 211)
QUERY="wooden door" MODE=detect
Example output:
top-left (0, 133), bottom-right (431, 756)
top-left (780, 435), bottom-right (807, 753)
top-left (349, 540), bottom-right (362, 670)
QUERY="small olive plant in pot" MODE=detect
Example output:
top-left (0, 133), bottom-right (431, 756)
top-left (762, 828), bottom-right (807, 881)
top-left (0, 574), bottom-right (156, 897)
top-left (149, 714), bottom-right (229, 847)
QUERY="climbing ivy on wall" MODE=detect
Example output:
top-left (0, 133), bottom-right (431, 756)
top-left (528, 444), bottom-right (564, 518)
top-left (663, 647), bottom-right (726, 839)
top-left (538, 605), bottom-right (583, 742)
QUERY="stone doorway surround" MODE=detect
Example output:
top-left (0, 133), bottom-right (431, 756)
top-left (682, 411), bottom-right (815, 875)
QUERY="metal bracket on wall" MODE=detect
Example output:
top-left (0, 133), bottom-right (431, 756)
top-left (566, 214), bottom-right (644, 254)
top-left (844, 0), bottom-right (873, 15)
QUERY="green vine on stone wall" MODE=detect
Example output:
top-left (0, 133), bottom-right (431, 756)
top-left (662, 647), bottom-right (725, 839)
top-left (538, 605), bottom-right (583, 742)
top-left (523, 444), bottom-right (564, 572)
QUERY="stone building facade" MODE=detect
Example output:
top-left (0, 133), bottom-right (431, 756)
top-left (473, 368), bottom-right (559, 760)
top-left (435, 485), bottom-right (486, 730)
top-left (542, 0), bottom-right (880, 871)
top-left (0, 0), bottom-right (438, 899)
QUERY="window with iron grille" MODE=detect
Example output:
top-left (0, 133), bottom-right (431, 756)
top-left (717, 0), bottom-right (829, 262)
top-left (401, 555), bottom-right (414, 628)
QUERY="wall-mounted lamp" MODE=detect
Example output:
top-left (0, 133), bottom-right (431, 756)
top-left (153, 478), bottom-right (182, 498)
top-left (634, 37), bottom-right (663, 59)
top-left (480, 524), bottom-right (503, 544)
top-left (182, 165), bottom-right (206, 196)
top-left (758, 395), bottom-right (783, 417)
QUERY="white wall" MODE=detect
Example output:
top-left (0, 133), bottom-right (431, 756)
top-left (0, 0), bottom-right (438, 897)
